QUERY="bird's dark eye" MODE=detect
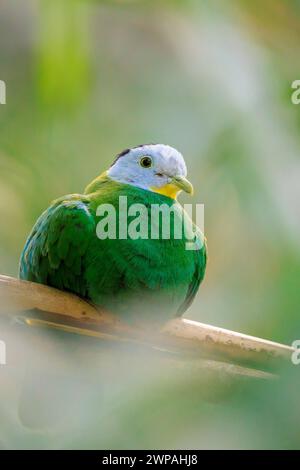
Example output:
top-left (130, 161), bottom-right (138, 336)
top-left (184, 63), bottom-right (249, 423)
top-left (140, 156), bottom-right (152, 168)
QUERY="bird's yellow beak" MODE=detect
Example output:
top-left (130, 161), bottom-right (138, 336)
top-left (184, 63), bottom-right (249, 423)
top-left (151, 175), bottom-right (193, 199)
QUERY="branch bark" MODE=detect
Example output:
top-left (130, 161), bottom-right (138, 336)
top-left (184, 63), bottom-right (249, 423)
top-left (0, 275), bottom-right (294, 372)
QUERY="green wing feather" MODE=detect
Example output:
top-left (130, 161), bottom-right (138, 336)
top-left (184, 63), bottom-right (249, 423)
top-left (177, 235), bottom-right (207, 316)
top-left (19, 196), bottom-right (95, 298)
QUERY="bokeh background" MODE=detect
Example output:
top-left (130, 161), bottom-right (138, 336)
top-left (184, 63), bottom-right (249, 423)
top-left (0, 0), bottom-right (300, 449)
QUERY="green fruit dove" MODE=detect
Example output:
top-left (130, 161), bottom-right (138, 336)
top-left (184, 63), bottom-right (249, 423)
top-left (19, 144), bottom-right (207, 324)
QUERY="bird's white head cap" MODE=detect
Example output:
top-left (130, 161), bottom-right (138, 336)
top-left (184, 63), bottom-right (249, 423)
top-left (107, 143), bottom-right (193, 199)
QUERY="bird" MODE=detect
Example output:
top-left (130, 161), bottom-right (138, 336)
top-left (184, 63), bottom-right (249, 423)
top-left (19, 144), bottom-right (207, 325)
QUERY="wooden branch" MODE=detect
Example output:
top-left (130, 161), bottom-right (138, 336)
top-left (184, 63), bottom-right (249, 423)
top-left (0, 274), bottom-right (107, 323)
top-left (0, 275), bottom-right (295, 372)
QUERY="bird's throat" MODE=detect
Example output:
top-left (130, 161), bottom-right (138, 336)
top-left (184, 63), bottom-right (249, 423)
top-left (150, 183), bottom-right (179, 200)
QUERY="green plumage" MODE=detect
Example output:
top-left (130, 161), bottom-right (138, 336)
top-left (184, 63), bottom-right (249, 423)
top-left (19, 174), bottom-right (206, 323)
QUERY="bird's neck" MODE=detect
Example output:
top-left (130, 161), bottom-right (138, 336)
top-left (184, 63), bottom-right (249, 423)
top-left (84, 171), bottom-right (110, 195)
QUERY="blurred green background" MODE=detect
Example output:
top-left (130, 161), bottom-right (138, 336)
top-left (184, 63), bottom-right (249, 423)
top-left (0, 0), bottom-right (300, 449)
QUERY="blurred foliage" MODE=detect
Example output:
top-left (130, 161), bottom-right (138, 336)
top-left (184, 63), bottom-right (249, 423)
top-left (0, 0), bottom-right (300, 449)
top-left (37, 0), bottom-right (90, 109)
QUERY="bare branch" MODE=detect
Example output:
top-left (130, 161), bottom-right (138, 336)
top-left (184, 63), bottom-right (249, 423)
top-left (0, 275), bottom-right (294, 372)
